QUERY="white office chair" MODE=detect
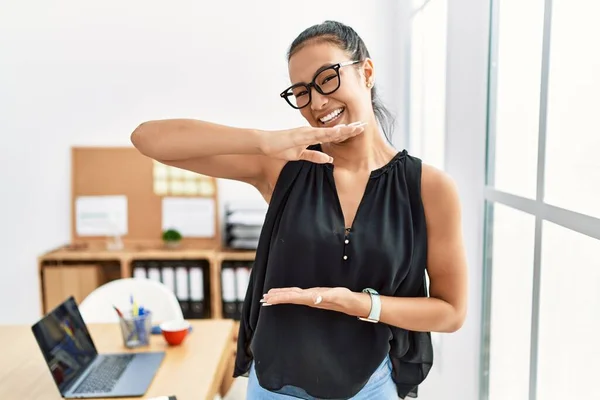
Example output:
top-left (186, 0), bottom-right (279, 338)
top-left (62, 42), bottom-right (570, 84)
top-left (79, 278), bottom-right (184, 324)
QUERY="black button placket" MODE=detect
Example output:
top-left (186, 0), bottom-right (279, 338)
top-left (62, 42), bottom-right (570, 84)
top-left (343, 227), bottom-right (351, 261)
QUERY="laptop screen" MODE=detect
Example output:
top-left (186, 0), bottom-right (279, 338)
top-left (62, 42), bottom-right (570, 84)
top-left (31, 296), bottom-right (98, 393)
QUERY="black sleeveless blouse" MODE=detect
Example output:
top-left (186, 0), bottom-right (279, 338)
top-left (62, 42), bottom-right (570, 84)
top-left (233, 147), bottom-right (433, 399)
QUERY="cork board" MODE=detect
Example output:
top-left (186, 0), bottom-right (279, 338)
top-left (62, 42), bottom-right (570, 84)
top-left (71, 147), bottom-right (219, 248)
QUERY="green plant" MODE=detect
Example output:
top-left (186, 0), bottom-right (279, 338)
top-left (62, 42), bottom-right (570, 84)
top-left (162, 229), bottom-right (182, 242)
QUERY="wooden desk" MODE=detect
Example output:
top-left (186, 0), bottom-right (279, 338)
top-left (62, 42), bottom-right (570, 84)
top-left (0, 320), bottom-right (235, 400)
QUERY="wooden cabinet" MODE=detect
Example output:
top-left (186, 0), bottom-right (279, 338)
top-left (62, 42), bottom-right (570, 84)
top-left (43, 264), bottom-right (102, 312)
top-left (38, 244), bottom-right (255, 319)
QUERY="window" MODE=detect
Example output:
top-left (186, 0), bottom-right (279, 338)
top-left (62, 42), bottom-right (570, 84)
top-left (490, 0), bottom-right (545, 199)
top-left (482, 1), bottom-right (600, 399)
top-left (486, 204), bottom-right (535, 400)
top-left (543, 1), bottom-right (600, 218)
top-left (537, 222), bottom-right (600, 399)
top-left (408, 0), bottom-right (447, 170)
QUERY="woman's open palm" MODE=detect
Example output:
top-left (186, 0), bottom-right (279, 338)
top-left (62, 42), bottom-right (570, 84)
top-left (261, 123), bottom-right (366, 164)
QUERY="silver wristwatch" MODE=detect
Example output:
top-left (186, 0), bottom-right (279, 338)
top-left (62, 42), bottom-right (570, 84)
top-left (358, 288), bottom-right (381, 323)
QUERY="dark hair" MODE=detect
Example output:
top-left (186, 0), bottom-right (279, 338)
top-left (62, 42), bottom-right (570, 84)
top-left (287, 20), bottom-right (395, 143)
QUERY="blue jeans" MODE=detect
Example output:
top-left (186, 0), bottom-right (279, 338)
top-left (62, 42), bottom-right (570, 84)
top-left (247, 356), bottom-right (397, 400)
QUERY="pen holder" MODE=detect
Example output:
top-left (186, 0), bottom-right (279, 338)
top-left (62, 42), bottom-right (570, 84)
top-left (119, 311), bottom-right (152, 348)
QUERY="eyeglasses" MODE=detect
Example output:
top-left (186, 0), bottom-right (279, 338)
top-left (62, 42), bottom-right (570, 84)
top-left (280, 60), bottom-right (362, 109)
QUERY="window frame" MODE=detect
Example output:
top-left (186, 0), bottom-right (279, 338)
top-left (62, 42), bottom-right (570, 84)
top-left (481, 0), bottom-right (600, 399)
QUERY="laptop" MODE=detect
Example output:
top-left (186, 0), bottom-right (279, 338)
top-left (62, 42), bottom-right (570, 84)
top-left (31, 296), bottom-right (165, 398)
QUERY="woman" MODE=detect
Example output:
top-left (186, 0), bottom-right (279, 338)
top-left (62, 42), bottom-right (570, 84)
top-left (132, 20), bottom-right (467, 400)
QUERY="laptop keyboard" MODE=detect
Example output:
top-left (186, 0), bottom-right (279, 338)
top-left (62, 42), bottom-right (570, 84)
top-left (73, 354), bottom-right (134, 394)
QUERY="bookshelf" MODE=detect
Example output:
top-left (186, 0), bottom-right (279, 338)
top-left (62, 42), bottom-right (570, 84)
top-left (38, 244), bottom-right (255, 319)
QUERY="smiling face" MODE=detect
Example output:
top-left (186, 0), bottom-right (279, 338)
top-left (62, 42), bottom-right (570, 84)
top-left (287, 41), bottom-right (374, 128)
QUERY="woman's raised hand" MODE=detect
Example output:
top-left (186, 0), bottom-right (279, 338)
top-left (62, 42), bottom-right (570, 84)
top-left (259, 122), bottom-right (366, 163)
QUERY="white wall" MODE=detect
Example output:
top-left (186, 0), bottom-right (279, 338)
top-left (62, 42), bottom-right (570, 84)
top-left (0, 1), bottom-right (401, 324)
top-left (0, 2), bottom-right (491, 398)
top-left (414, 1), bottom-right (490, 399)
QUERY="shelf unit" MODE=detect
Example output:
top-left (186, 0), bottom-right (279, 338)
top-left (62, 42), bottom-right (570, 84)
top-left (38, 244), bottom-right (255, 319)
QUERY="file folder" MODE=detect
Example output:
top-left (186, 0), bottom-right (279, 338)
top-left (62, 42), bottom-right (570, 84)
top-left (189, 266), bottom-right (205, 318)
top-left (175, 264), bottom-right (190, 318)
top-left (147, 262), bottom-right (162, 283)
top-left (130, 259), bottom-right (211, 319)
top-left (235, 264), bottom-right (250, 319)
top-left (161, 264), bottom-right (176, 293)
top-left (221, 265), bottom-right (237, 319)
top-left (132, 261), bottom-right (147, 279)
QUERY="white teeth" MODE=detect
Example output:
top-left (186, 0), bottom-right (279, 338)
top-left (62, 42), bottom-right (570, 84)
top-left (319, 108), bottom-right (344, 123)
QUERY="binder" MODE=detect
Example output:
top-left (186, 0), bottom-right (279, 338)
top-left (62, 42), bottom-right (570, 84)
top-left (235, 264), bottom-right (250, 319)
top-left (147, 262), bottom-right (161, 283)
top-left (132, 261), bottom-right (147, 279)
top-left (129, 259), bottom-right (212, 319)
top-left (175, 264), bottom-right (190, 318)
top-left (221, 265), bottom-right (237, 319)
top-left (189, 266), bottom-right (205, 318)
top-left (161, 264), bottom-right (176, 293)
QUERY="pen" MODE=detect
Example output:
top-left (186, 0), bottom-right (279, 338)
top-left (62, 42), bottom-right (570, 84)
top-left (113, 305), bottom-right (124, 320)
top-left (131, 294), bottom-right (139, 316)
